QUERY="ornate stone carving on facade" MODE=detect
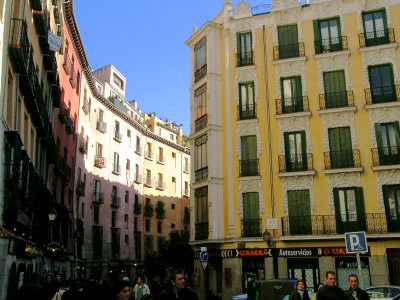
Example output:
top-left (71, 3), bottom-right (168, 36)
top-left (376, 170), bottom-right (400, 210)
top-left (236, 123), bottom-right (262, 158)
top-left (238, 179), bottom-right (265, 217)
top-left (282, 176), bottom-right (315, 213)
top-left (327, 173), bottom-right (362, 212)
top-left (275, 60), bottom-right (307, 97)
top-left (232, 23), bottom-right (257, 51)
top-left (362, 47), bottom-right (399, 85)
top-left (368, 107), bottom-right (400, 147)
top-left (357, 0), bottom-right (392, 31)
top-left (234, 1), bottom-right (252, 19)
top-left (320, 111), bottom-right (357, 150)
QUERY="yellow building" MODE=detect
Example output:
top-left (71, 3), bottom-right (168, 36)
top-left (187, 0), bottom-right (400, 299)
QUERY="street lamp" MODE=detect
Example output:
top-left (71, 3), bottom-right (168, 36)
top-left (48, 207), bottom-right (57, 276)
top-left (48, 207), bottom-right (57, 222)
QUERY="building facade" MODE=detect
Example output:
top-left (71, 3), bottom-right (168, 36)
top-left (0, 0), bottom-right (63, 299)
top-left (187, 1), bottom-right (400, 299)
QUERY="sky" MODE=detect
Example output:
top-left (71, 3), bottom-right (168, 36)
top-left (73, 0), bottom-right (260, 134)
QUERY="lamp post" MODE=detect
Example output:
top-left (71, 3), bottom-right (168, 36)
top-left (48, 207), bottom-right (57, 276)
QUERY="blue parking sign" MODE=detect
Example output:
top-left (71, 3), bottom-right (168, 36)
top-left (344, 231), bottom-right (368, 253)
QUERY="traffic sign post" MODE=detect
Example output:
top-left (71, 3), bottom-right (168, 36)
top-left (344, 231), bottom-right (368, 289)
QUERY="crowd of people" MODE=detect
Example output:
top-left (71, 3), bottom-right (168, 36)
top-left (289, 271), bottom-right (370, 300)
top-left (16, 269), bottom-right (198, 300)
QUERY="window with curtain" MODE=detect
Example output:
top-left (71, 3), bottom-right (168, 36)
top-left (368, 64), bottom-right (395, 103)
top-left (375, 122), bottom-right (400, 165)
top-left (195, 187), bottom-right (208, 240)
top-left (281, 76), bottom-right (303, 113)
top-left (239, 82), bottom-right (255, 119)
top-left (333, 187), bottom-right (365, 233)
top-left (382, 185), bottom-right (400, 232)
top-left (363, 10), bottom-right (388, 46)
top-left (314, 17), bottom-right (342, 53)
top-left (284, 131), bottom-right (307, 171)
top-left (237, 31), bottom-right (253, 66)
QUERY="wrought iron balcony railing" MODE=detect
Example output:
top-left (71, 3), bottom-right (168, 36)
top-left (241, 219), bottom-right (262, 237)
top-left (134, 203), bottom-right (141, 214)
top-left (93, 192), bottom-right (104, 204)
top-left (76, 180), bottom-right (85, 197)
top-left (194, 64), bottom-right (207, 83)
top-left (239, 159), bottom-right (260, 177)
top-left (319, 90), bottom-right (354, 110)
top-left (96, 120), bottom-right (107, 133)
top-left (79, 136), bottom-right (88, 154)
top-left (371, 147), bottom-right (400, 166)
top-left (324, 149), bottom-right (361, 169)
top-left (82, 98), bottom-right (90, 115)
top-left (111, 195), bottom-right (121, 208)
top-left (282, 213), bottom-right (399, 236)
top-left (144, 204), bottom-right (154, 217)
top-left (237, 103), bottom-right (257, 120)
top-left (276, 96), bottom-right (309, 115)
top-left (94, 155), bottom-right (106, 168)
top-left (114, 131), bottom-right (122, 142)
top-left (9, 19), bottom-right (30, 74)
top-left (273, 42), bottom-right (305, 60)
top-left (314, 36), bottom-right (348, 54)
top-left (359, 28), bottom-right (395, 48)
top-left (195, 114), bottom-right (208, 132)
top-left (278, 153), bottom-right (313, 173)
top-left (134, 173), bottom-right (142, 184)
top-left (364, 85), bottom-right (400, 105)
top-left (145, 151), bottom-right (153, 160)
top-left (195, 222), bottom-right (209, 240)
top-left (236, 51), bottom-right (254, 67)
top-left (112, 165), bottom-right (121, 175)
top-left (135, 145), bottom-right (142, 155)
top-left (195, 167), bottom-right (208, 182)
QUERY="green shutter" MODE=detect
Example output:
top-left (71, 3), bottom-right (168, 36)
top-left (356, 187), bottom-right (366, 230)
top-left (284, 132), bottom-right (291, 162)
top-left (301, 131), bottom-right (307, 169)
top-left (394, 121), bottom-right (400, 146)
top-left (313, 19), bottom-right (321, 42)
top-left (375, 123), bottom-right (383, 148)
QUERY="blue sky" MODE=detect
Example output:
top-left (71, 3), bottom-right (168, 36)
top-left (74, 1), bottom-right (259, 134)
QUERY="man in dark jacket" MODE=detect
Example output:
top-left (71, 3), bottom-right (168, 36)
top-left (158, 269), bottom-right (198, 300)
top-left (345, 274), bottom-right (370, 300)
top-left (317, 271), bottom-right (347, 300)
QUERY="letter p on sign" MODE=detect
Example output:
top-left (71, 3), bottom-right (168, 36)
top-left (345, 231), bottom-right (368, 253)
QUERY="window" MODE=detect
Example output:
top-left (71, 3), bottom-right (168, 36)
top-left (135, 136), bottom-right (141, 154)
top-left (171, 204), bottom-right (175, 210)
top-left (145, 219), bottom-right (150, 231)
top-left (333, 187), bottom-right (365, 233)
top-left (157, 173), bottom-right (163, 190)
top-left (94, 180), bottom-right (102, 203)
top-left (242, 192), bottom-right (260, 237)
top-left (112, 211), bottom-right (117, 227)
top-left (314, 17), bottom-right (343, 53)
top-left (287, 190), bottom-right (311, 234)
top-left (127, 130), bottom-right (131, 148)
top-left (184, 157), bottom-right (189, 173)
top-left (328, 127), bottom-right (353, 168)
top-left (94, 206), bottom-right (99, 224)
top-left (171, 223), bottom-right (176, 229)
top-left (125, 191), bottom-right (129, 203)
top-left (125, 234), bottom-right (129, 244)
top-left (368, 64), bottom-right (395, 103)
top-left (92, 226), bottom-right (103, 258)
top-left (240, 135), bottom-right (258, 176)
top-left (158, 221), bottom-right (162, 234)
top-left (145, 169), bottom-right (152, 186)
top-left (237, 32), bottom-right (253, 66)
top-left (195, 84), bottom-right (207, 120)
top-left (195, 135), bottom-right (208, 181)
top-left (284, 131), bottom-right (307, 171)
top-left (158, 147), bottom-right (164, 163)
top-left (363, 10), bottom-right (388, 46)
top-left (239, 82), bottom-right (256, 120)
top-left (113, 152), bottom-right (120, 174)
top-left (195, 187), bottom-right (208, 240)
top-left (323, 70), bottom-right (347, 108)
top-left (277, 24), bottom-right (299, 59)
top-left (375, 122), bottom-right (400, 165)
top-left (382, 185), bottom-right (400, 232)
top-left (145, 142), bottom-right (152, 159)
top-left (194, 38), bottom-right (207, 82)
top-left (126, 159), bottom-right (130, 178)
top-left (281, 76), bottom-right (303, 113)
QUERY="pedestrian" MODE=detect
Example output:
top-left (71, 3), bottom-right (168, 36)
top-left (132, 276), bottom-right (151, 300)
top-left (158, 269), bottom-right (199, 300)
top-left (113, 280), bottom-right (131, 300)
top-left (51, 280), bottom-right (69, 300)
top-left (43, 274), bottom-right (55, 300)
top-left (344, 274), bottom-right (370, 300)
top-left (17, 272), bottom-right (45, 300)
top-left (317, 271), bottom-right (347, 300)
top-left (62, 279), bottom-right (83, 300)
top-left (289, 279), bottom-right (310, 300)
top-left (311, 283), bottom-right (324, 300)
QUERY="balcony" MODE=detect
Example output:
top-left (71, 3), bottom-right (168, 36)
top-left (69, 69), bottom-right (77, 89)
top-left (58, 102), bottom-right (71, 124)
top-left (65, 116), bottom-right (75, 135)
top-left (241, 219), bottom-right (262, 237)
top-left (144, 177), bottom-right (153, 187)
top-left (9, 19), bottom-right (30, 75)
top-left (76, 180), bottom-right (85, 197)
top-left (237, 103), bottom-right (257, 120)
top-left (278, 153), bottom-right (314, 173)
top-left (365, 85), bottom-right (400, 105)
top-left (30, 0), bottom-right (45, 10)
top-left (359, 28), bottom-right (395, 48)
top-left (183, 209), bottom-right (190, 225)
top-left (194, 64), bottom-right (207, 83)
top-left (144, 204), bottom-right (154, 217)
top-left (156, 202), bottom-right (165, 219)
top-left (239, 159), bottom-right (260, 177)
top-left (319, 90), bottom-right (354, 110)
top-left (195, 222), bottom-right (209, 240)
top-left (111, 194), bottom-right (121, 208)
top-left (134, 203), bottom-right (142, 214)
top-left (96, 120), bottom-right (107, 133)
top-left (145, 151), bottom-right (153, 160)
top-left (79, 136), bottom-right (88, 154)
top-left (43, 53), bottom-right (57, 83)
top-left (195, 167), bottom-right (208, 183)
top-left (93, 192), bottom-right (104, 204)
top-left (155, 181), bottom-right (166, 191)
top-left (314, 36), bottom-right (348, 54)
top-left (94, 155), bottom-right (106, 168)
top-left (82, 98), bottom-right (90, 115)
top-left (273, 42), bottom-right (305, 60)
top-left (134, 173), bottom-right (142, 184)
top-left (53, 4), bottom-right (61, 24)
top-left (51, 82), bottom-right (61, 107)
top-left (183, 189), bottom-right (189, 198)
top-left (276, 96), bottom-right (309, 115)
top-left (236, 51), bottom-right (254, 67)
top-left (324, 149), bottom-right (361, 170)
top-left (135, 145), bottom-right (142, 155)
top-left (371, 147), bottom-right (400, 166)
top-left (63, 55), bottom-right (72, 76)
top-left (195, 114), bottom-right (208, 132)
top-left (281, 213), bottom-right (399, 236)
top-left (156, 155), bottom-right (165, 164)
top-left (114, 131), bottom-right (122, 143)
top-left (112, 165), bottom-right (121, 175)
top-left (32, 9), bottom-right (49, 36)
